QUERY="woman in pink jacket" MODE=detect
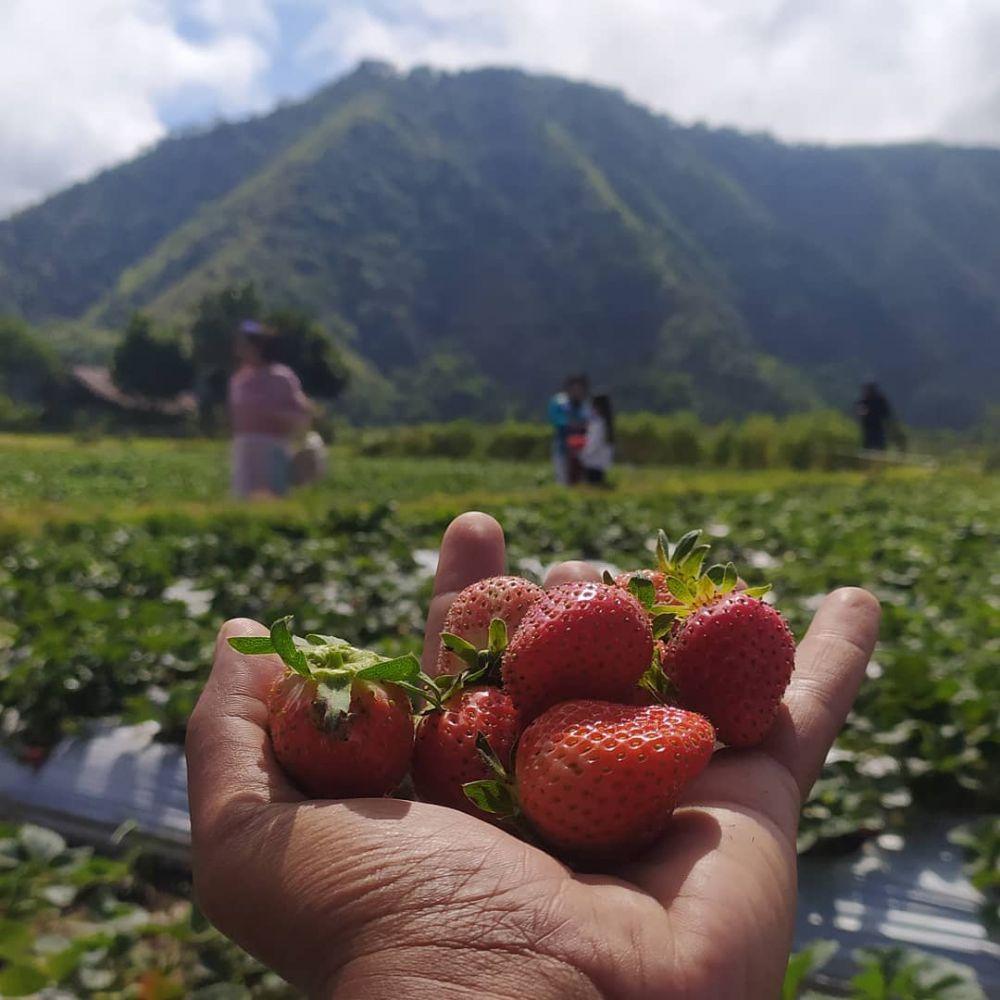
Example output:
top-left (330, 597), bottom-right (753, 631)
top-left (228, 321), bottom-right (313, 498)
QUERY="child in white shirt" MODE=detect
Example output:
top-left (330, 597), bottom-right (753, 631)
top-left (580, 394), bottom-right (614, 485)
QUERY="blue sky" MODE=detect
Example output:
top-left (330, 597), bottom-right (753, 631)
top-left (2, 1), bottom-right (999, 217)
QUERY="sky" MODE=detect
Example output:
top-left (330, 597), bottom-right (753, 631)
top-left (2, 0), bottom-right (1000, 217)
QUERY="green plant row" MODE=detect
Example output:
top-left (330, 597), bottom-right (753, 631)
top-left (351, 410), bottom-right (867, 470)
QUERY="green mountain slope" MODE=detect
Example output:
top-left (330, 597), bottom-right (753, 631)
top-left (1, 63), bottom-right (997, 426)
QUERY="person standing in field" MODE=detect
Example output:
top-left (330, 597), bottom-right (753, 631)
top-left (548, 374), bottom-right (592, 485)
top-left (579, 393), bottom-right (614, 486)
top-left (228, 320), bottom-right (313, 498)
top-left (856, 382), bottom-right (893, 451)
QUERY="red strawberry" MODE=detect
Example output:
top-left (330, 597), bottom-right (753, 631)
top-left (662, 592), bottom-right (795, 747)
top-left (502, 581), bottom-right (653, 723)
top-left (514, 700), bottom-right (715, 858)
top-left (229, 617), bottom-right (418, 798)
top-left (412, 686), bottom-right (519, 816)
top-left (435, 575), bottom-right (544, 677)
top-left (269, 672), bottom-right (413, 798)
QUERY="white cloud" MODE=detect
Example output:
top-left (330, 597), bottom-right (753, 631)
top-left (0, 0), bottom-right (270, 216)
top-left (3, 1), bottom-right (999, 217)
top-left (306, 0), bottom-right (1000, 146)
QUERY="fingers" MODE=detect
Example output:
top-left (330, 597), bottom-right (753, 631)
top-left (422, 512), bottom-right (506, 672)
top-left (544, 560), bottom-right (601, 588)
top-left (762, 587), bottom-right (881, 799)
top-left (186, 618), bottom-right (303, 842)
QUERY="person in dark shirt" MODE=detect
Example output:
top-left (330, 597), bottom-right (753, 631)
top-left (857, 382), bottom-right (892, 451)
top-left (548, 374), bottom-right (592, 484)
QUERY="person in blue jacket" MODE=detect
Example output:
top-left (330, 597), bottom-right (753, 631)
top-left (548, 374), bottom-right (592, 485)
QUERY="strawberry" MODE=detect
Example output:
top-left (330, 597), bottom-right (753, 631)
top-left (435, 575), bottom-right (544, 677)
top-left (657, 573), bottom-right (795, 747)
top-left (229, 617), bottom-right (418, 798)
top-left (412, 685), bottom-right (519, 817)
top-left (268, 672), bottom-right (413, 798)
top-left (502, 581), bottom-right (653, 722)
top-left (468, 700), bottom-right (715, 858)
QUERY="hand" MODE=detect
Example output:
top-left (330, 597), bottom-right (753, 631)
top-left (186, 512), bottom-right (880, 999)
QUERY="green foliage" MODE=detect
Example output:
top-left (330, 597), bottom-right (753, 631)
top-left (111, 313), bottom-right (194, 399)
top-left (190, 283), bottom-right (261, 376)
top-left (782, 939), bottom-right (838, 999)
top-left (949, 818), bottom-right (999, 928)
top-left (776, 411), bottom-right (858, 470)
top-left (265, 307), bottom-right (349, 400)
top-left (0, 394), bottom-right (42, 432)
top-left (0, 315), bottom-right (63, 407)
top-left (849, 947), bottom-right (985, 1000)
top-left (351, 410), bottom-right (860, 470)
top-left (0, 821), bottom-right (293, 996)
top-left (3, 67), bottom-right (997, 426)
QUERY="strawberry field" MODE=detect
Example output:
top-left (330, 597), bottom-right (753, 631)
top-left (0, 435), bottom-right (997, 997)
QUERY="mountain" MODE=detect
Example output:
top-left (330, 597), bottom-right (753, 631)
top-left (2, 61), bottom-right (998, 426)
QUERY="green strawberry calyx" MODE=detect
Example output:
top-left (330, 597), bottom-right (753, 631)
top-left (228, 616), bottom-right (422, 737)
top-left (649, 564), bottom-right (771, 639)
top-left (462, 733), bottom-right (530, 829)
top-left (656, 529), bottom-right (713, 583)
top-left (439, 616), bottom-right (509, 685)
top-left (635, 644), bottom-right (678, 704)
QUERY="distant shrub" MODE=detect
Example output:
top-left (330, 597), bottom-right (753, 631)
top-left (488, 422), bottom-right (550, 461)
top-left (356, 421), bottom-right (479, 459)
top-left (733, 414), bottom-right (779, 469)
top-left (0, 393), bottom-right (42, 431)
top-left (423, 421), bottom-right (479, 458)
top-left (708, 421), bottom-right (737, 467)
top-left (618, 411), bottom-right (704, 466)
top-left (775, 411), bottom-right (856, 470)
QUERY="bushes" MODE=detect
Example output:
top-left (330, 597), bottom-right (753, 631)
top-left (348, 410), bottom-right (861, 470)
top-left (776, 411), bottom-right (857, 470)
top-left (616, 411), bottom-right (704, 466)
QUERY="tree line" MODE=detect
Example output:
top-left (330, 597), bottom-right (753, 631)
top-left (0, 284), bottom-right (349, 431)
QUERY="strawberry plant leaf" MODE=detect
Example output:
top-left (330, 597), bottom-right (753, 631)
top-left (666, 575), bottom-right (694, 604)
top-left (602, 569), bottom-right (616, 585)
top-left (227, 636), bottom-right (276, 655)
top-left (354, 653), bottom-right (420, 683)
top-left (627, 576), bottom-right (656, 609)
top-left (0, 963), bottom-right (48, 997)
top-left (270, 617), bottom-right (309, 676)
top-left (720, 563), bottom-right (738, 594)
top-left (463, 780), bottom-right (516, 817)
top-left (744, 584), bottom-right (772, 599)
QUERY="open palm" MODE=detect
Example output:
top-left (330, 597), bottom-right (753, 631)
top-left (187, 512), bottom-right (880, 999)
